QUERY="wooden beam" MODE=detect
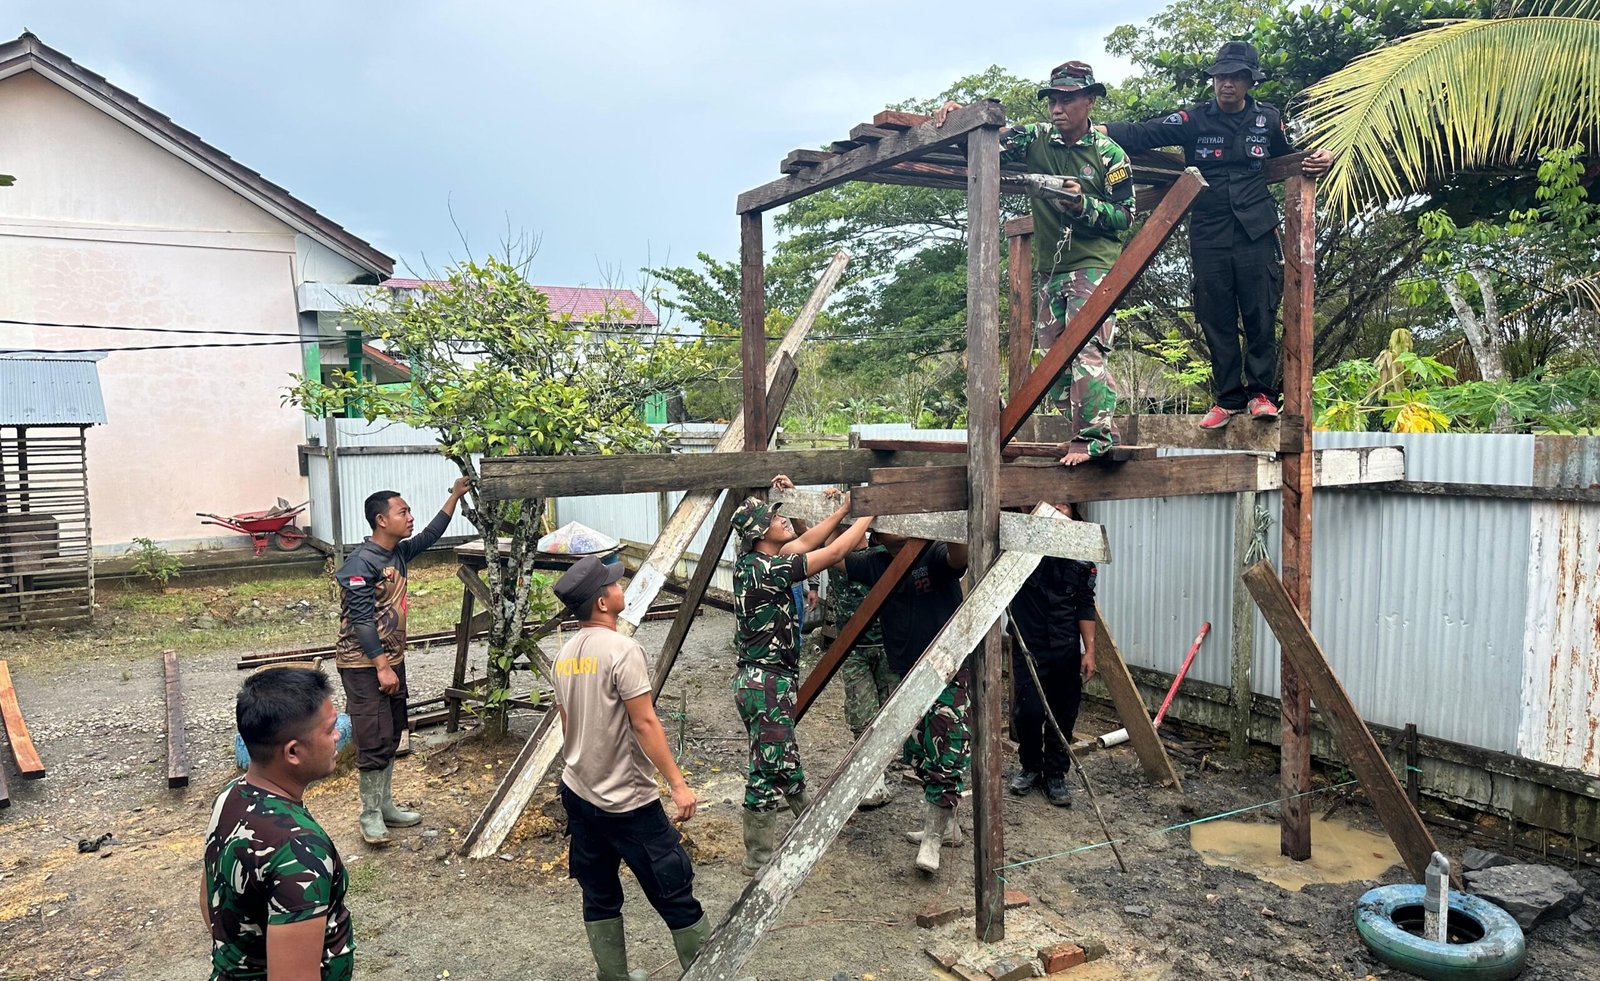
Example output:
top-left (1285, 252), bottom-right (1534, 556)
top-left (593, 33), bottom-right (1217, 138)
top-left (681, 538), bottom-right (1046, 981)
top-left (793, 539), bottom-right (929, 723)
top-left (1018, 413), bottom-right (1306, 454)
top-left (1093, 612), bottom-right (1183, 790)
top-left (737, 101), bottom-right (1007, 213)
top-left (0, 745), bottom-right (8, 807)
top-left (873, 110), bottom-right (930, 129)
top-left (848, 123), bottom-right (894, 142)
top-left (1230, 491), bottom-right (1258, 759)
top-left (780, 149), bottom-right (833, 174)
top-left (1000, 169), bottom-right (1208, 444)
top-left (771, 490), bottom-right (1110, 562)
top-left (1279, 174), bottom-right (1317, 861)
top-left (163, 651), bottom-right (189, 789)
top-left (1007, 230), bottom-right (1032, 399)
top-left (1368, 480), bottom-right (1600, 503)
top-left (479, 448), bottom-right (879, 502)
top-left (741, 212), bottom-right (767, 451)
top-left (1242, 561), bottom-right (1445, 883)
top-left (459, 709), bottom-right (561, 859)
top-left (0, 660), bottom-right (44, 778)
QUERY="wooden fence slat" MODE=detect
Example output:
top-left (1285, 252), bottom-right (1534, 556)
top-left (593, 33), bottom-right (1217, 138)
top-left (164, 651), bottom-right (189, 789)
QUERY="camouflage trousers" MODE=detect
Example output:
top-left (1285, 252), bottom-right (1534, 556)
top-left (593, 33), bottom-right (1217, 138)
top-left (1037, 267), bottom-right (1120, 457)
top-left (841, 644), bottom-right (898, 739)
top-left (903, 670), bottom-right (971, 807)
top-left (732, 663), bottom-right (805, 812)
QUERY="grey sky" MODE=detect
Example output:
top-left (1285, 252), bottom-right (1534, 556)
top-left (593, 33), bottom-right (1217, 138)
top-left (14, 0), bottom-right (1167, 296)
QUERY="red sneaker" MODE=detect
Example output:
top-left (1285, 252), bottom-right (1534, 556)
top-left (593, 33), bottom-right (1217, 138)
top-left (1249, 395), bottom-right (1280, 419)
top-left (1198, 405), bottom-right (1234, 430)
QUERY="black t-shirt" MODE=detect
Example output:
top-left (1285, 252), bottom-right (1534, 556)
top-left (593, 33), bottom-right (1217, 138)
top-left (845, 542), bottom-right (965, 676)
top-left (1010, 557), bottom-right (1097, 661)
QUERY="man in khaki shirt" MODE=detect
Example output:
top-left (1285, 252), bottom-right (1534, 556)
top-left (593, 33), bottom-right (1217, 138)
top-left (551, 555), bottom-right (707, 981)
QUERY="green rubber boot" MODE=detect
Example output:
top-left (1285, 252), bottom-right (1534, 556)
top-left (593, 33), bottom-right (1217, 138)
top-left (785, 788), bottom-right (810, 818)
top-left (357, 769), bottom-right (391, 846)
top-left (582, 917), bottom-right (648, 981)
top-left (740, 808), bottom-right (777, 875)
top-left (670, 914), bottom-right (712, 969)
top-left (379, 763), bottom-right (421, 827)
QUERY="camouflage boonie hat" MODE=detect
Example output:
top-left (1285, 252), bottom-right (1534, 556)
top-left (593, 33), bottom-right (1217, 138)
top-left (1038, 61), bottom-right (1107, 99)
top-left (731, 497), bottom-right (782, 551)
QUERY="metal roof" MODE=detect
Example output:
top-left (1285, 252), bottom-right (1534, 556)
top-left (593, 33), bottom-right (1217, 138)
top-left (0, 354), bottom-right (108, 425)
top-left (381, 280), bottom-right (661, 326)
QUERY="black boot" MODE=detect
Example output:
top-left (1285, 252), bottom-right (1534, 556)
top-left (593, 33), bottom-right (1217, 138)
top-left (1044, 772), bottom-right (1073, 807)
top-left (1008, 770), bottom-right (1040, 796)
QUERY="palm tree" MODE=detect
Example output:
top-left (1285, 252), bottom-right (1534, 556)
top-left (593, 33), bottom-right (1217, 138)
top-left (1299, 0), bottom-right (1600, 217)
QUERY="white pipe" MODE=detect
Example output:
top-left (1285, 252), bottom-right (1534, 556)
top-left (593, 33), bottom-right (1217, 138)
top-left (1423, 851), bottom-right (1451, 943)
top-left (1096, 728), bottom-right (1130, 748)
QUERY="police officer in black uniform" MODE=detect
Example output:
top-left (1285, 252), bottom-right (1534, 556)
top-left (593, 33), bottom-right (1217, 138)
top-left (1101, 41), bottom-right (1332, 430)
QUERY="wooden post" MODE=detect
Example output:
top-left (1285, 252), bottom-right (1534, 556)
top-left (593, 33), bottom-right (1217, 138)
top-left (1278, 175), bottom-right (1317, 861)
top-left (1243, 561), bottom-right (1447, 884)
top-left (651, 492), bottom-right (741, 698)
top-left (1006, 229), bottom-right (1032, 398)
top-left (740, 212), bottom-right (767, 452)
top-left (1230, 490), bottom-right (1257, 758)
top-left (163, 650), bottom-right (189, 788)
top-left (966, 122), bottom-right (1006, 943)
top-left (323, 415), bottom-right (344, 562)
top-left (447, 581), bottom-right (476, 732)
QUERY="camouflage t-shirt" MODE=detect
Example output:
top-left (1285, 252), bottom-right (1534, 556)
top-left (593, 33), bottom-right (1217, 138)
top-left (204, 779), bottom-right (353, 981)
top-left (826, 558), bottom-right (884, 646)
top-left (734, 550), bottom-right (808, 673)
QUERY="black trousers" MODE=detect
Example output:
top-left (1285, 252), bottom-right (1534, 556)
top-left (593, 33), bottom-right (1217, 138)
top-left (1011, 649), bottom-right (1082, 777)
top-left (340, 662), bottom-right (407, 772)
top-left (561, 783), bottom-right (703, 930)
top-left (1192, 235), bottom-right (1284, 411)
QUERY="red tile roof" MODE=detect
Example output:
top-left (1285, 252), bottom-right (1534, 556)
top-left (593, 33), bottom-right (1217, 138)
top-left (381, 280), bottom-right (660, 326)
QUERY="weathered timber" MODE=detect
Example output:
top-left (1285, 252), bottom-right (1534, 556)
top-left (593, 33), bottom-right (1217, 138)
top-left (851, 447), bottom-right (1405, 514)
top-left (1279, 174), bottom-right (1317, 861)
top-left (1230, 490), bottom-right (1258, 759)
top-left (741, 213), bottom-right (767, 450)
top-left (1243, 560), bottom-right (1445, 883)
top-left (1000, 170), bottom-right (1208, 443)
top-left (1017, 413), bottom-right (1306, 454)
top-left (1370, 480), bottom-right (1600, 503)
top-left (480, 448), bottom-right (878, 502)
top-left (0, 660), bottom-right (44, 778)
top-left (966, 121), bottom-right (1007, 941)
top-left (1007, 231), bottom-right (1032, 398)
top-left (447, 585), bottom-right (475, 732)
top-left (0, 748), bottom-right (8, 806)
top-left (459, 708), bottom-right (562, 858)
top-left (164, 651), bottom-right (189, 788)
top-left (781, 149), bottom-right (833, 173)
top-left (682, 534), bottom-right (1047, 981)
top-left (872, 110), bottom-right (929, 129)
top-left (771, 489), bottom-right (1110, 562)
top-left (848, 123), bottom-right (894, 142)
top-left (793, 539), bottom-right (929, 722)
top-left (737, 101), bottom-right (1007, 213)
top-left (1094, 612), bottom-right (1183, 790)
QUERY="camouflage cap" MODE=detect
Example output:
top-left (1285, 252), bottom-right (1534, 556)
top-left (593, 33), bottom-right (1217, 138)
top-left (1206, 40), bottom-right (1267, 82)
top-left (1038, 61), bottom-right (1107, 100)
top-left (731, 497), bottom-right (782, 552)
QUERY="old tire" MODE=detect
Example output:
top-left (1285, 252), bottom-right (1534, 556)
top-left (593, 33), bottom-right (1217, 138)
top-left (1354, 884), bottom-right (1525, 980)
top-left (272, 525), bottom-right (308, 551)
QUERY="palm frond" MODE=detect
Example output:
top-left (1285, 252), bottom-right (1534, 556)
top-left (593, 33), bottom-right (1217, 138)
top-left (1503, 269), bottom-right (1600, 321)
top-left (1300, 16), bottom-right (1600, 216)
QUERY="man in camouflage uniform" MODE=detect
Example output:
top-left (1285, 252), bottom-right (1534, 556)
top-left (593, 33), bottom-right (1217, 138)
top-left (939, 61), bottom-right (1135, 464)
top-left (731, 477), bottom-right (872, 874)
top-left (204, 667), bottom-right (352, 980)
top-left (828, 545), bottom-right (898, 808)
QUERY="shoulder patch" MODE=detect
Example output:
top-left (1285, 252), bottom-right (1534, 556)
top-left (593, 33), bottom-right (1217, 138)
top-left (346, 576), bottom-right (366, 586)
top-left (1163, 110), bottom-right (1189, 125)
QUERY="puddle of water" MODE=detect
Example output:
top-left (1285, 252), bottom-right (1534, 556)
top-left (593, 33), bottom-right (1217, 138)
top-left (1190, 814), bottom-right (1402, 891)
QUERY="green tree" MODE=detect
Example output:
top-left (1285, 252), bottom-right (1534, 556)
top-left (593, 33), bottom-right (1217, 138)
top-left (287, 253), bottom-right (712, 736)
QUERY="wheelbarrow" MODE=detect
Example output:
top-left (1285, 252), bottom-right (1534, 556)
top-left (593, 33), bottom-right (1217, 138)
top-left (198, 499), bottom-right (310, 557)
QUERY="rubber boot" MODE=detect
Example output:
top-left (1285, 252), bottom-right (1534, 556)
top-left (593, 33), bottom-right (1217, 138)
top-left (785, 788), bottom-right (810, 818)
top-left (582, 917), bottom-right (648, 981)
top-left (669, 914), bottom-right (712, 969)
top-left (357, 769), bottom-right (391, 846)
top-left (913, 802), bottom-right (949, 873)
top-left (740, 808), bottom-right (777, 875)
top-left (859, 770), bottom-right (894, 810)
top-left (379, 763), bottom-right (422, 827)
top-left (904, 799), bottom-right (962, 846)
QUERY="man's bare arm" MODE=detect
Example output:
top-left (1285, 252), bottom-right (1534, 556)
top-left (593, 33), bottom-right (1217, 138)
top-left (265, 918), bottom-right (327, 981)
top-left (623, 694), bottom-right (697, 822)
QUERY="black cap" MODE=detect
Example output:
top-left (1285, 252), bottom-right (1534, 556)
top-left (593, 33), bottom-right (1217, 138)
top-left (1206, 40), bottom-right (1266, 82)
top-left (553, 554), bottom-right (625, 611)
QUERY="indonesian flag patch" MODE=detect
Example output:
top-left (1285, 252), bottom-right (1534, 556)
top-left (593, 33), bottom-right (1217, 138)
top-left (347, 576), bottom-right (366, 586)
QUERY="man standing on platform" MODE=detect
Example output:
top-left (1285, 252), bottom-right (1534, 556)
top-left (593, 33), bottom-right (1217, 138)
top-left (731, 478), bottom-right (872, 875)
top-left (334, 477), bottom-right (470, 846)
top-left (1100, 41), bottom-right (1332, 430)
top-left (936, 60), bottom-right (1135, 465)
top-left (549, 555), bottom-right (710, 980)
top-left (842, 532), bottom-right (972, 874)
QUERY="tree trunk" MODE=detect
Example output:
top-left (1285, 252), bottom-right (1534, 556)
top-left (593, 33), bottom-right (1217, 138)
top-left (1441, 269), bottom-right (1506, 385)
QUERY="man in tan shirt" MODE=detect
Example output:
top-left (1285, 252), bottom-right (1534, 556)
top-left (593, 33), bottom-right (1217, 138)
top-left (551, 555), bottom-right (707, 981)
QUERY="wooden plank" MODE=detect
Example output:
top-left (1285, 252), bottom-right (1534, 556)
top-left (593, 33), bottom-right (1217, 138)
top-left (0, 660), bottom-right (44, 778)
top-left (324, 415), bottom-right (344, 561)
top-left (781, 149), bottom-right (834, 173)
top-left (772, 490), bottom-right (1109, 562)
top-left (0, 746), bottom-right (8, 807)
top-left (872, 110), bottom-right (930, 130)
top-left (737, 101), bottom-right (1007, 213)
top-left (966, 121), bottom-right (1007, 943)
top-left (1094, 612), bottom-right (1183, 790)
top-left (1007, 231), bottom-right (1032, 399)
top-left (848, 123), bottom-right (894, 142)
top-left (681, 537), bottom-right (1046, 981)
top-left (1279, 174), bottom-right (1318, 861)
top-left (741, 212), bottom-right (767, 450)
top-left (447, 583), bottom-right (475, 732)
top-left (163, 650), bottom-right (189, 789)
top-left (460, 708), bottom-right (562, 858)
top-left (1000, 169), bottom-right (1208, 444)
top-left (479, 448), bottom-right (878, 502)
top-left (1020, 413), bottom-right (1306, 453)
top-left (1370, 480), bottom-right (1600, 503)
top-left (1242, 561), bottom-right (1444, 882)
top-left (793, 539), bottom-right (929, 722)
top-left (1230, 491), bottom-right (1258, 759)
top-left (856, 437), bottom-right (1153, 461)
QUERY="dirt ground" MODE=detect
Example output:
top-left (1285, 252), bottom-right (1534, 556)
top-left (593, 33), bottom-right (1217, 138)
top-left (3, 563), bottom-right (1599, 980)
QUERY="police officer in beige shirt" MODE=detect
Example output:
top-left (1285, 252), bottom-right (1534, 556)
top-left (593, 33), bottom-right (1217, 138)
top-left (551, 555), bottom-right (707, 981)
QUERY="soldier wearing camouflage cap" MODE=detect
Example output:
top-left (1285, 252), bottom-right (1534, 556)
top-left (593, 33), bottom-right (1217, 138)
top-left (937, 61), bottom-right (1135, 466)
top-left (730, 476), bottom-right (872, 875)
